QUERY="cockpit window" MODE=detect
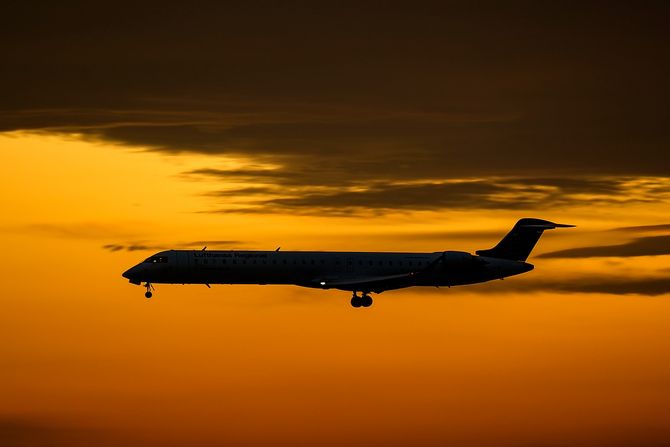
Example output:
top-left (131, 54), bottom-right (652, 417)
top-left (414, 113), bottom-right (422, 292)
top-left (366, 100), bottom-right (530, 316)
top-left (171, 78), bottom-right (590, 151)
top-left (144, 256), bottom-right (168, 264)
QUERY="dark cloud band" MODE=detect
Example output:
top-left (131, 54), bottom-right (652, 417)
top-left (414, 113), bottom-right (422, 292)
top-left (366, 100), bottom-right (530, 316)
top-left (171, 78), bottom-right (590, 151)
top-left (2, 3), bottom-right (670, 178)
top-left (538, 235), bottom-right (670, 259)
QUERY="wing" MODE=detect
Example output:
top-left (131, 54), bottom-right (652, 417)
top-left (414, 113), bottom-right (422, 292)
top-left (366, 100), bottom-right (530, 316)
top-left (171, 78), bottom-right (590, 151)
top-left (307, 272), bottom-right (420, 293)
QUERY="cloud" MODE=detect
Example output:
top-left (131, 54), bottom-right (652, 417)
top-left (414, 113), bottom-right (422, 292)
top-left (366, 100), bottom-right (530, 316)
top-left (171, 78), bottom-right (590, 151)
top-left (472, 276), bottom-right (670, 297)
top-left (517, 277), bottom-right (670, 296)
top-left (102, 244), bottom-right (124, 252)
top-left (8, 223), bottom-right (241, 252)
top-left (612, 224), bottom-right (670, 232)
top-left (102, 243), bottom-right (160, 252)
top-left (0, 416), bottom-right (115, 447)
top-left (548, 277), bottom-right (670, 296)
top-left (199, 177), bottom-right (669, 215)
top-left (2, 3), bottom-right (670, 184)
top-left (102, 240), bottom-right (241, 252)
top-left (2, 4), bottom-right (670, 216)
top-left (180, 240), bottom-right (241, 249)
top-left (396, 271), bottom-right (670, 297)
top-left (8, 223), bottom-right (136, 240)
top-left (537, 235), bottom-right (670, 258)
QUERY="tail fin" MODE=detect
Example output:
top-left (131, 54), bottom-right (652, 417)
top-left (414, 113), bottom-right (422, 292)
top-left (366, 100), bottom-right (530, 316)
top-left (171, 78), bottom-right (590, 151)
top-left (475, 218), bottom-right (574, 261)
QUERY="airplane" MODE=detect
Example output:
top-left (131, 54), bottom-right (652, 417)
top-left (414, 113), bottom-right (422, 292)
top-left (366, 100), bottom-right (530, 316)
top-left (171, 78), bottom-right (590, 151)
top-left (122, 218), bottom-right (573, 307)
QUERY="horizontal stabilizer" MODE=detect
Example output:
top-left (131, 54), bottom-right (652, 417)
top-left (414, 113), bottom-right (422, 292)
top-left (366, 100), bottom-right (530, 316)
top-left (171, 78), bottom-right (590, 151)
top-left (519, 223), bottom-right (575, 229)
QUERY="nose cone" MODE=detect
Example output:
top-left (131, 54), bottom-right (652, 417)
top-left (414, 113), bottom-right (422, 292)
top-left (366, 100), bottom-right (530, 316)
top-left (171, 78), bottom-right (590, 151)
top-left (122, 265), bottom-right (142, 285)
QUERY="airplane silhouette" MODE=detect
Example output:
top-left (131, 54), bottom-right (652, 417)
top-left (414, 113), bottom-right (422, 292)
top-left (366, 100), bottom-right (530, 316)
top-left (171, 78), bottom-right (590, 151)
top-left (122, 218), bottom-right (573, 307)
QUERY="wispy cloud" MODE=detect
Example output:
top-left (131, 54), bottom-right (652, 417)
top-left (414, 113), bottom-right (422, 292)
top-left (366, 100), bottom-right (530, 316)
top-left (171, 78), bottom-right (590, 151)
top-left (196, 176), bottom-right (670, 215)
top-left (102, 240), bottom-right (242, 252)
top-left (102, 243), bottom-right (159, 252)
top-left (6, 223), bottom-right (136, 240)
top-left (474, 275), bottom-right (670, 296)
top-left (611, 223), bottom-right (670, 232)
top-left (538, 235), bottom-right (670, 259)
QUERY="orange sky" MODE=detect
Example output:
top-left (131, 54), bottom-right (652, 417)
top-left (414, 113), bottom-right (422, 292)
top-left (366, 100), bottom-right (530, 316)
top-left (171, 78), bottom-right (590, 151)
top-left (2, 3), bottom-right (670, 445)
top-left (1, 132), bottom-right (670, 446)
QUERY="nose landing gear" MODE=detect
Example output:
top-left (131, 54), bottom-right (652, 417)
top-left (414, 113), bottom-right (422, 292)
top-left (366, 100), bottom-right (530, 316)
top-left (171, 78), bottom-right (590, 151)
top-left (144, 282), bottom-right (154, 299)
top-left (350, 292), bottom-right (373, 308)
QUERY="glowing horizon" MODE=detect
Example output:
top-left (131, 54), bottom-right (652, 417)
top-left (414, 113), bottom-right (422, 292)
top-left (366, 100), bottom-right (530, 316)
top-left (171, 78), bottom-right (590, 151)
top-left (2, 131), bottom-right (670, 446)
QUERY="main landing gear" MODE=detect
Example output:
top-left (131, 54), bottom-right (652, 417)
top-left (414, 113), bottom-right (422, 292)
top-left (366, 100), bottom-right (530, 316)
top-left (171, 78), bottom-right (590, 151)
top-left (351, 292), bottom-right (373, 308)
top-left (144, 282), bottom-right (154, 299)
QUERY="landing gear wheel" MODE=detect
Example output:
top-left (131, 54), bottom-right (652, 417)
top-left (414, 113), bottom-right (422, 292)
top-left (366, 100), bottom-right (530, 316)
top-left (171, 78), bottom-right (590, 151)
top-left (351, 294), bottom-right (362, 308)
top-left (144, 282), bottom-right (154, 299)
top-left (361, 294), bottom-right (373, 307)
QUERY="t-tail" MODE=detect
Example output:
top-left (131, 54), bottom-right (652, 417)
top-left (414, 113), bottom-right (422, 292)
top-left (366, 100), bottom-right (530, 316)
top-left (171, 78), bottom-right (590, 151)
top-left (476, 218), bottom-right (575, 261)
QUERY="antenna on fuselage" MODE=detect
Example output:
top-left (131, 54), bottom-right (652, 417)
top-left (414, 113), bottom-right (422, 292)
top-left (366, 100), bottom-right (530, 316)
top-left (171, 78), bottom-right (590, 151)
top-left (202, 246), bottom-right (207, 251)
top-left (275, 247), bottom-right (281, 251)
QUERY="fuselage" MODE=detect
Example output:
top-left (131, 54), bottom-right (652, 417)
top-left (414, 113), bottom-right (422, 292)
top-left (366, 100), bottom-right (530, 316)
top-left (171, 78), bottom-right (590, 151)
top-left (120, 218), bottom-right (572, 307)
top-left (122, 249), bottom-right (533, 293)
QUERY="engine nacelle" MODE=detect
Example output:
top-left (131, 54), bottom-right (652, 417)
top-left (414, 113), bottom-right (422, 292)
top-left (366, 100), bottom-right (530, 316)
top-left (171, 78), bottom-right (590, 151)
top-left (439, 250), bottom-right (475, 265)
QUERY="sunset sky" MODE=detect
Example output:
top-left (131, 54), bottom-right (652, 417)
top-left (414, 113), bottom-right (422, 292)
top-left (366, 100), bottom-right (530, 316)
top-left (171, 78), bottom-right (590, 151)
top-left (2, 3), bottom-right (670, 446)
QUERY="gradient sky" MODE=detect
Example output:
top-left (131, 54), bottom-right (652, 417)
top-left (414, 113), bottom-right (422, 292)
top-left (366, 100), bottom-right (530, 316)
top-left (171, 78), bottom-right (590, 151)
top-left (2, 2), bottom-right (670, 446)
